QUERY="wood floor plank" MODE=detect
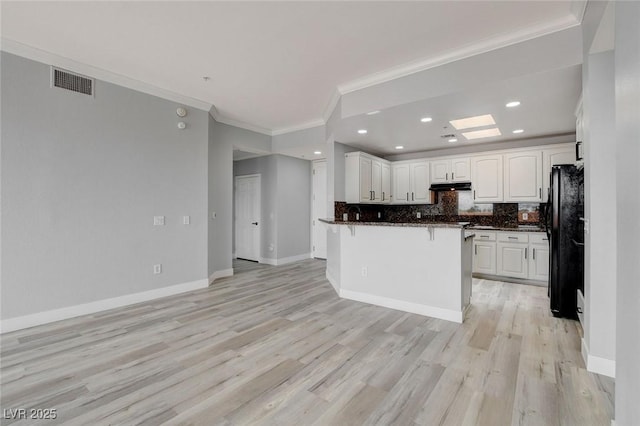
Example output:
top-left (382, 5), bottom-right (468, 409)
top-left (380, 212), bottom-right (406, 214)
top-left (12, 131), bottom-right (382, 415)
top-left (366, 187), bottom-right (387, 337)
top-left (0, 259), bottom-right (614, 425)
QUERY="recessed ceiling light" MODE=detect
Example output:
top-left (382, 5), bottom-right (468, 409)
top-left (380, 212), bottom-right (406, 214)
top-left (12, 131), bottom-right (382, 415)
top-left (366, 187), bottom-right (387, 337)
top-left (449, 114), bottom-right (495, 130)
top-left (448, 138), bottom-right (458, 143)
top-left (357, 129), bottom-right (367, 134)
top-left (314, 151), bottom-right (322, 155)
top-left (395, 145), bottom-right (404, 150)
top-left (506, 101), bottom-right (521, 108)
top-left (366, 110), bottom-right (381, 115)
top-left (462, 128), bottom-right (502, 140)
top-left (512, 129), bottom-right (524, 134)
top-left (420, 117), bottom-right (433, 123)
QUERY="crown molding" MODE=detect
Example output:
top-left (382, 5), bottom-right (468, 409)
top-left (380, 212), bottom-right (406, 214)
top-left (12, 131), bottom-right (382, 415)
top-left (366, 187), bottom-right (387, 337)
top-left (322, 89), bottom-right (342, 123)
top-left (1, 38), bottom-right (213, 112)
top-left (337, 16), bottom-right (580, 95)
top-left (272, 119), bottom-right (325, 136)
top-left (570, 0), bottom-right (588, 23)
top-left (214, 114), bottom-right (273, 136)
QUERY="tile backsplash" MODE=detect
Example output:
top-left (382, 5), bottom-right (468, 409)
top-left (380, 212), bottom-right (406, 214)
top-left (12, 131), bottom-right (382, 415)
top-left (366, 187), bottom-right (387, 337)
top-left (335, 191), bottom-right (543, 228)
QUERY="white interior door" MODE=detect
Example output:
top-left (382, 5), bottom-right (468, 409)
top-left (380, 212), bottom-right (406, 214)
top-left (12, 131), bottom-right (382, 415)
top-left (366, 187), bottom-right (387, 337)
top-left (235, 175), bottom-right (261, 261)
top-left (312, 161), bottom-right (327, 259)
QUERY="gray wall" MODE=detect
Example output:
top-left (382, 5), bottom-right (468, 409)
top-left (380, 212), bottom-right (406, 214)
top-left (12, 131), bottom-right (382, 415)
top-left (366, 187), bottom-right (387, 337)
top-left (233, 154), bottom-right (311, 261)
top-left (615, 2), bottom-right (640, 424)
top-left (1, 52), bottom-right (208, 319)
top-left (582, 48), bottom-right (616, 364)
top-left (207, 119), bottom-right (271, 276)
top-left (276, 155), bottom-right (311, 258)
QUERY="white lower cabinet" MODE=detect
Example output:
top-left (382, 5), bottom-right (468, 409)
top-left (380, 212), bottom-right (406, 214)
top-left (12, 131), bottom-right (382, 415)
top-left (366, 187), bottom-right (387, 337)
top-left (472, 231), bottom-right (496, 275)
top-left (496, 232), bottom-right (529, 280)
top-left (528, 233), bottom-right (549, 281)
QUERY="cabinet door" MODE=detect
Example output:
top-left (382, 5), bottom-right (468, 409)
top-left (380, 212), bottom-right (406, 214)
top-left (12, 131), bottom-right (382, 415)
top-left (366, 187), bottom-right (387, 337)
top-left (411, 161), bottom-right (431, 203)
top-left (392, 164), bottom-right (410, 203)
top-left (430, 160), bottom-right (450, 184)
top-left (371, 159), bottom-right (382, 202)
top-left (497, 242), bottom-right (528, 279)
top-left (504, 151), bottom-right (543, 202)
top-left (529, 244), bottom-right (549, 281)
top-left (471, 155), bottom-right (503, 202)
top-left (381, 162), bottom-right (391, 203)
top-left (543, 145), bottom-right (575, 199)
top-left (359, 156), bottom-right (373, 202)
top-left (473, 241), bottom-right (496, 275)
top-left (451, 157), bottom-right (471, 181)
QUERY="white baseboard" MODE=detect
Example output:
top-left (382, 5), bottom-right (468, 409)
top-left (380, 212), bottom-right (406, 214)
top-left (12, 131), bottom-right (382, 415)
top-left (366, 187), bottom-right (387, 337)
top-left (326, 270), bottom-right (340, 293)
top-left (338, 289), bottom-right (463, 323)
top-left (259, 253), bottom-right (311, 266)
top-left (0, 278), bottom-right (209, 334)
top-left (582, 337), bottom-right (616, 378)
top-left (209, 268), bottom-right (234, 283)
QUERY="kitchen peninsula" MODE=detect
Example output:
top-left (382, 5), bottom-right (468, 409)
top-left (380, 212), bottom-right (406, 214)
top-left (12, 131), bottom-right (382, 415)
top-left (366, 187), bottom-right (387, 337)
top-left (321, 219), bottom-right (473, 323)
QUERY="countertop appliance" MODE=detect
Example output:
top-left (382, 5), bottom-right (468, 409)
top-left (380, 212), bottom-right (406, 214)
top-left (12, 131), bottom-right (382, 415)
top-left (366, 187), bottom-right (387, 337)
top-left (543, 164), bottom-right (584, 319)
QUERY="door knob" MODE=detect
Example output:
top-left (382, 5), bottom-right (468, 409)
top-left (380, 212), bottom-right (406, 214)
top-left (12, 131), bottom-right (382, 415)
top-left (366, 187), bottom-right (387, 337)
top-left (251, 222), bottom-right (258, 225)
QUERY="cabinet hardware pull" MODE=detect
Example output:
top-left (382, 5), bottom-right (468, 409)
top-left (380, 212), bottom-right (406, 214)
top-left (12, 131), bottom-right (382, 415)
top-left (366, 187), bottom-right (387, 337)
top-left (372, 191), bottom-right (375, 200)
top-left (508, 236), bottom-right (518, 240)
top-left (525, 247), bottom-right (528, 259)
top-left (533, 248), bottom-right (536, 260)
top-left (407, 192), bottom-right (409, 201)
top-left (480, 235), bottom-right (489, 238)
top-left (539, 188), bottom-right (542, 198)
top-left (382, 192), bottom-right (385, 201)
top-left (446, 172), bottom-right (449, 181)
top-left (475, 245), bottom-right (477, 255)
top-left (473, 190), bottom-right (476, 200)
top-left (412, 192), bottom-right (414, 201)
top-left (452, 173), bottom-right (454, 180)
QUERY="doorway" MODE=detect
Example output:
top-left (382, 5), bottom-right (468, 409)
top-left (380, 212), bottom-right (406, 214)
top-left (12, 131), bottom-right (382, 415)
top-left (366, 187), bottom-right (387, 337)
top-left (234, 174), bottom-right (261, 262)
top-left (312, 160), bottom-right (327, 259)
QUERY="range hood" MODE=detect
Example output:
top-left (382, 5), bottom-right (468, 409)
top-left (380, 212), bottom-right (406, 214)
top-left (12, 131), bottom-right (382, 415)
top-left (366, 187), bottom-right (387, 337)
top-left (429, 182), bottom-right (472, 191)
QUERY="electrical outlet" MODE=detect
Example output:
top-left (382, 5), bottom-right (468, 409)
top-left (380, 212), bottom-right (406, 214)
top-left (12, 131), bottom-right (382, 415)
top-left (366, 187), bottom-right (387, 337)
top-left (356, 213), bottom-right (360, 221)
top-left (417, 212), bottom-right (421, 219)
top-left (153, 216), bottom-right (165, 226)
top-left (343, 213), bottom-right (348, 221)
top-left (183, 215), bottom-right (190, 225)
top-left (522, 212), bottom-right (528, 220)
top-left (377, 212), bottom-right (381, 219)
top-left (361, 267), bottom-right (368, 277)
top-left (153, 264), bottom-right (162, 274)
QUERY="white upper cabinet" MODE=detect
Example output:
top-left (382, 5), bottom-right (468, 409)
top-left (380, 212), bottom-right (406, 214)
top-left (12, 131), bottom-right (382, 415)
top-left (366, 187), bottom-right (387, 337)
top-left (504, 150), bottom-right (543, 202)
top-left (430, 157), bottom-right (470, 183)
top-left (392, 163), bottom-right (410, 203)
top-left (381, 162), bottom-right (391, 203)
top-left (471, 154), bottom-right (503, 202)
top-left (392, 160), bottom-right (431, 204)
top-left (542, 144), bottom-right (575, 200)
top-left (345, 152), bottom-right (390, 204)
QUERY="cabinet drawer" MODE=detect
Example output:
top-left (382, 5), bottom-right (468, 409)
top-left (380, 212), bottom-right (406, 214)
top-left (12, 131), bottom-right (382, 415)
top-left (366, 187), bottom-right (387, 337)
top-left (529, 233), bottom-right (549, 244)
top-left (474, 231), bottom-right (497, 241)
top-left (497, 232), bottom-right (529, 243)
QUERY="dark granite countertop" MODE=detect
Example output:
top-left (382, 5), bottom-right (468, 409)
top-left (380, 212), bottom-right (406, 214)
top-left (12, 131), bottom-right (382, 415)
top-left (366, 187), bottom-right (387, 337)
top-left (318, 219), bottom-right (545, 232)
top-left (318, 219), bottom-right (470, 229)
top-left (467, 225), bottom-right (546, 233)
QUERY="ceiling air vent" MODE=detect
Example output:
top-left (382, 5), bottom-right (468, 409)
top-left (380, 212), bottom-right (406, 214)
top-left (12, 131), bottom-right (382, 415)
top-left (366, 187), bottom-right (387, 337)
top-left (51, 67), bottom-right (94, 96)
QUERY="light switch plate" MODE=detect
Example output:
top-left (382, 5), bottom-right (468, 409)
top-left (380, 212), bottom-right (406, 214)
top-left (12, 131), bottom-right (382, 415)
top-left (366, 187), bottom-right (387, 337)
top-left (183, 216), bottom-right (190, 225)
top-left (153, 216), bottom-right (165, 226)
top-left (153, 264), bottom-right (162, 274)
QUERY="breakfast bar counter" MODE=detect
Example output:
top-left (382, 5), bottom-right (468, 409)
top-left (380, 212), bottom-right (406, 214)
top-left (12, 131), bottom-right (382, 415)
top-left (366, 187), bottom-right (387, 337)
top-left (320, 219), bottom-right (473, 323)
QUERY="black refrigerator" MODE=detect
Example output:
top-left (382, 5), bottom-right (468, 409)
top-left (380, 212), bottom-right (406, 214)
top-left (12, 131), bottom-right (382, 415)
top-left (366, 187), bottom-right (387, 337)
top-left (543, 164), bottom-right (584, 319)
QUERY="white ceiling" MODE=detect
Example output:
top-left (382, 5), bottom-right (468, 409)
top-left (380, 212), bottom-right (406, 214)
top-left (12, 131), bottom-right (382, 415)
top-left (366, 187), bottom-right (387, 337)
top-left (1, 1), bottom-right (582, 135)
top-left (335, 65), bottom-right (582, 156)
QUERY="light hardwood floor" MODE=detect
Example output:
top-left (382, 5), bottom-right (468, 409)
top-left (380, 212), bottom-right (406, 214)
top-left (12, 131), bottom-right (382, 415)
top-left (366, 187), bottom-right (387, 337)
top-left (1, 259), bottom-right (614, 425)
